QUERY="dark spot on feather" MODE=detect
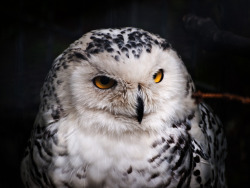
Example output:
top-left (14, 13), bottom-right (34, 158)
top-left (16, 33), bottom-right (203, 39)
top-left (127, 166), bottom-right (133, 174)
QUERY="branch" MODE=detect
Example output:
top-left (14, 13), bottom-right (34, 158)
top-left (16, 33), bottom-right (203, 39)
top-left (183, 14), bottom-right (250, 56)
top-left (192, 91), bottom-right (250, 104)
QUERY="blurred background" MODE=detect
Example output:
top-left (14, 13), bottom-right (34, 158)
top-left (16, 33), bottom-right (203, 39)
top-left (1, 0), bottom-right (250, 187)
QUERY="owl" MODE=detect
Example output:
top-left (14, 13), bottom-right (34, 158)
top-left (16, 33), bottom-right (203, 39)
top-left (21, 27), bottom-right (227, 188)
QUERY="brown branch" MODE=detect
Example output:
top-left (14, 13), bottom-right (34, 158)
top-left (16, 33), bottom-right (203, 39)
top-left (192, 91), bottom-right (250, 104)
top-left (183, 14), bottom-right (250, 56)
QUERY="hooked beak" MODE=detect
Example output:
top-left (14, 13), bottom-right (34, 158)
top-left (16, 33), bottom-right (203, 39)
top-left (136, 85), bottom-right (144, 124)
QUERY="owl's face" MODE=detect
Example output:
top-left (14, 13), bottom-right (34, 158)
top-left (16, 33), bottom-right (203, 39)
top-left (50, 28), bottom-right (196, 134)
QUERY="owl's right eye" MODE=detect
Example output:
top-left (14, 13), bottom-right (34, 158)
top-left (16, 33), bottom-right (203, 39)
top-left (153, 69), bottom-right (164, 83)
top-left (93, 76), bottom-right (117, 89)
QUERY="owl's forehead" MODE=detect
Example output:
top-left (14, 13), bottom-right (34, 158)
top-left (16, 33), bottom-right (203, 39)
top-left (81, 27), bottom-right (170, 61)
top-left (92, 50), bottom-right (166, 83)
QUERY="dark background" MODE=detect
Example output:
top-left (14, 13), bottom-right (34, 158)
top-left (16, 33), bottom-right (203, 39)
top-left (1, 0), bottom-right (250, 187)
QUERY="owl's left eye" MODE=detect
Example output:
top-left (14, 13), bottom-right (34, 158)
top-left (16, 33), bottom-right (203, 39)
top-left (153, 69), bottom-right (164, 83)
top-left (93, 76), bottom-right (117, 89)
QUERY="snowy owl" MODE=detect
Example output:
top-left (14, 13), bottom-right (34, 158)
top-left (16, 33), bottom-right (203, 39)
top-left (21, 27), bottom-right (227, 188)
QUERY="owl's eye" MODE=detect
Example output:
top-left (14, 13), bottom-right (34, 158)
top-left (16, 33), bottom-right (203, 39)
top-left (153, 69), bottom-right (164, 83)
top-left (93, 76), bottom-right (116, 89)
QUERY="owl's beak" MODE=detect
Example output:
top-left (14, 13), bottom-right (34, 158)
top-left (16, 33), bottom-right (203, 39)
top-left (136, 85), bottom-right (144, 124)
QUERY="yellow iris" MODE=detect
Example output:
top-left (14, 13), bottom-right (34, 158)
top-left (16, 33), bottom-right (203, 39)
top-left (153, 69), bottom-right (164, 83)
top-left (93, 76), bottom-right (116, 89)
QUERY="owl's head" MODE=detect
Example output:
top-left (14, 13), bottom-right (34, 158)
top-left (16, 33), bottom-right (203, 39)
top-left (41, 28), bottom-right (196, 135)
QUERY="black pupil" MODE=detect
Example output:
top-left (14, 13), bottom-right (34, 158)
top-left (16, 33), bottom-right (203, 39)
top-left (100, 76), bottom-right (110, 85)
top-left (153, 73), bottom-right (157, 79)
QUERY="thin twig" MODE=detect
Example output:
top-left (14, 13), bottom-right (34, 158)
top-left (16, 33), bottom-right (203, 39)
top-left (192, 91), bottom-right (250, 104)
top-left (183, 14), bottom-right (250, 56)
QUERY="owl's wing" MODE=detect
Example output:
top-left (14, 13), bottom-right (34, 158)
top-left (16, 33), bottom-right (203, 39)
top-left (190, 102), bottom-right (227, 188)
top-left (21, 49), bottom-right (87, 187)
top-left (21, 113), bottom-right (66, 188)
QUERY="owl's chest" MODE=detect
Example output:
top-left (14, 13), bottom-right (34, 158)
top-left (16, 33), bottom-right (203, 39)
top-left (54, 129), bottom-right (192, 187)
top-left (66, 131), bottom-right (156, 171)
